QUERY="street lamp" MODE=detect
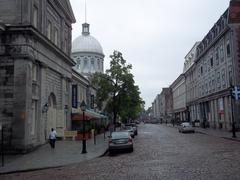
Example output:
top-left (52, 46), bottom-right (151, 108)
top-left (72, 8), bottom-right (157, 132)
top-left (229, 77), bottom-right (237, 138)
top-left (80, 100), bottom-right (87, 153)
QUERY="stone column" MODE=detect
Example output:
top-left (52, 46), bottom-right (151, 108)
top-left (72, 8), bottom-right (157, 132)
top-left (12, 59), bottom-right (32, 151)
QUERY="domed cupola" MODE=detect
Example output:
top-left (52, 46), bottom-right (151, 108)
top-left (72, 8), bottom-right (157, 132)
top-left (71, 23), bottom-right (104, 77)
top-left (72, 23), bottom-right (104, 55)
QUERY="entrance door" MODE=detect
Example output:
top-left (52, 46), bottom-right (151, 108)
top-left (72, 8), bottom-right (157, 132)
top-left (46, 93), bottom-right (57, 139)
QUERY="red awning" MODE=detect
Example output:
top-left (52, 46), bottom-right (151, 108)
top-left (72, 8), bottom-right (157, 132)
top-left (71, 110), bottom-right (106, 121)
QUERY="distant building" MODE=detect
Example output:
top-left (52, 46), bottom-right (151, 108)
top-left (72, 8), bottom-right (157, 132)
top-left (0, 0), bottom-right (75, 151)
top-left (152, 94), bottom-right (160, 121)
top-left (159, 88), bottom-right (173, 123)
top-left (184, 42), bottom-right (200, 123)
top-left (170, 75), bottom-right (186, 123)
top-left (71, 23), bottom-right (104, 78)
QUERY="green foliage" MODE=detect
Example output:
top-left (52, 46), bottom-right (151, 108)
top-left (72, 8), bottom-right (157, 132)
top-left (91, 50), bottom-right (142, 124)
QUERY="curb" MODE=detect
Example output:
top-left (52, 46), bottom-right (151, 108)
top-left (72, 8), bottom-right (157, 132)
top-left (195, 130), bottom-right (240, 142)
top-left (99, 148), bottom-right (109, 157)
top-left (0, 165), bottom-right (65, 175)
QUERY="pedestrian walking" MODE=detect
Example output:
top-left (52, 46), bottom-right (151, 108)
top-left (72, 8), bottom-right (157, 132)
top-left (49, 128), bottom-right (57, 149)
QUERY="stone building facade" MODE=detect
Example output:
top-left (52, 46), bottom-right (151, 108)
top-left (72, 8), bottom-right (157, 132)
top-left (185, 42), bottom-right (200, 124)
top-left (170, 74), bottom-right (186, 123)
top-left (185, 1), bottom-right (240, 130)
top-left (0, 0), bottom-right (75, 151)
top-left (152, 94), bottom-right (160, 120)
top-left (159, 88), bottom-right (173, 123)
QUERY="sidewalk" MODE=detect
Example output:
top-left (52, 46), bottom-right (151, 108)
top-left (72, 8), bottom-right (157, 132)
top-left (0, 132), bottom-right (109, 174)
top-left (195, 127), bottom-right (240, 142)
top-left (164, 123), bottom-right (240, 142)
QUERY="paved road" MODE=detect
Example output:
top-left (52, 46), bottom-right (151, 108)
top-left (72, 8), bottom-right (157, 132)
top-left (1, 124), bottom-right (240, 180)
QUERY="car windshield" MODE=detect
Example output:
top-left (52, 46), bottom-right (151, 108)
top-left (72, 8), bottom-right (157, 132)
top-left (111, 132), bottom-right (129, 139)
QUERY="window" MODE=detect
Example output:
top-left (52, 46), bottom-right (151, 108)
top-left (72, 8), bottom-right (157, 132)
top-left (228, 65), bottom-right (233, 85)
top-left (47, 21), bottom-right (52, 40)
top-left (226, 41), bottom-right (231, 57)
top-left (76, 59), bottom-right (81, 69)
top-left (220, 44), bottom-right (224, 62)
top-left (215, 47), bottom-right (219, 65)
top-left (210, 57), bottom-right (213, 67)
top-left (222, 69), bottom-right (226, 86)
top-left (33, 6), bottom-right (38, 28)
top-left (31, 100), bottom-right (37, 135)
top-left (205, 83), bottom-right (208, 93)
top-left (84, 59), bottom-right (88, 66)
top-left (91, 59), bottom-right (94, 72)
top-left (97, 59), bottom-right (100, 70)
top-left (64, 38), bottom-right (68, 53)
top-left (32, 63), bottom-right (37, 81)
top-left (200, 66), bottom-right (203, 75)
top-left (83, 58), bottom-right (88, 73)
top-left (212, 78), bottom-right (215, 91)
top-left (209, 80), bottom-right (211, 93)
top-left (217, 72), bottom-right (221, 88)
top-left (54, 27), bottom-right (58, 46)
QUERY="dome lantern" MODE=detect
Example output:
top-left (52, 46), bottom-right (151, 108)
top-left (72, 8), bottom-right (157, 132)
top-left (82, 23), bottom-right (90, 36)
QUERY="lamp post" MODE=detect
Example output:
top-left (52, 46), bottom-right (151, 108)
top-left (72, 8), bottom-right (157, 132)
top-left (80, 100), bottom-right (87, 153)
top-left (229, 78), bottom-right (237, 138)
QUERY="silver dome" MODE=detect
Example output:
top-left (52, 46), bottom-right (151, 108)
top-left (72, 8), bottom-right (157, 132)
top-left (72, 34), bottom-right (104, 55)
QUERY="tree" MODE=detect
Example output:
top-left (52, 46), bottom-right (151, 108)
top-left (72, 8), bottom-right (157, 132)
top-left (91, 50), bottom-right (142, 128)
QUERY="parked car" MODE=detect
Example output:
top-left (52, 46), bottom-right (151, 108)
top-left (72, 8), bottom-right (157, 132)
top-left (108, 131), bottom-right (133, 153)
top-left (122, 126), bottom-right (135, 138)
top-left (135, 120), bottom-right (140, 124)
top-left (178, 122), bottom-right (195, 133)
top-left (125, 123), bottom-right (138, 135)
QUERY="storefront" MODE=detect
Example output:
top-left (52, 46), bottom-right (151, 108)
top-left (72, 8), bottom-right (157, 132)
top-left (71, 109), bottom-right (107, 140)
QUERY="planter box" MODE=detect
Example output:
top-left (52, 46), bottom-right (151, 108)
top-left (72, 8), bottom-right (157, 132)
top-left (75, 132), bottom-right (92, 141)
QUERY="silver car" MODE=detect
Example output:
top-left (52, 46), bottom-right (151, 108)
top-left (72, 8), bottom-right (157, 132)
top-left (178, 122), bottom-right (195, 133)
top-left (122, 126), bottom-right (135, 138)
top-left (108, 131), bottom-right (133, 153)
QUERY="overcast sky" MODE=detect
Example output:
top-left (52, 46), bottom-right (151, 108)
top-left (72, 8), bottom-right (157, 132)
top-left (70, 0), bottom-right (230, 109)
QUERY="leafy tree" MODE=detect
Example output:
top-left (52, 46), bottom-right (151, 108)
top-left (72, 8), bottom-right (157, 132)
top-left (91, 51), bottom-right (142, 128)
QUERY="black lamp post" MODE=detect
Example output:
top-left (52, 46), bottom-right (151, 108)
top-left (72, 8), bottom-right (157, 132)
top-left (229, 78), bottom-right (237, 138)
top-left (80, 100), bottom-right (87, 153)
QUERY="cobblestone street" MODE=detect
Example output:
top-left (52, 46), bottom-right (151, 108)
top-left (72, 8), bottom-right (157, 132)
top-left (1, 124), bottom-right (240, 180)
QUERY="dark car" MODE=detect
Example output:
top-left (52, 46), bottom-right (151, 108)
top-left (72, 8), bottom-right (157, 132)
top-left (108, 131), bottom-right (133, 154)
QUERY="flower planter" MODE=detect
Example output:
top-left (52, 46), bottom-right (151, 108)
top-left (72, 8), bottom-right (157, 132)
top-left (75, 132), bottom-right (92, 141)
